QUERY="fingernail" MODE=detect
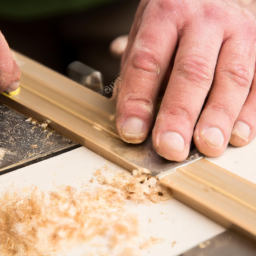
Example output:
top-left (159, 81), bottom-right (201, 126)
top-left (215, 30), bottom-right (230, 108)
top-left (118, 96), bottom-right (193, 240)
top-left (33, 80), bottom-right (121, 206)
top-left (4, 80), bottom-right (19, 93)
top-left (121, 117), bottom-right (146, 141)
top-left (232, 121), bottom-right (250, 142)
top-left (201, 127), bottom-right (224, 148)
top-left (157, 131), bottom-right (185, 153)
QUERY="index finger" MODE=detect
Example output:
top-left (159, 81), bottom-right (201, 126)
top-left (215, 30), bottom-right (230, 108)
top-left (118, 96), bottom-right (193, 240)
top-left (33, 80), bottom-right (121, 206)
top-left (115, 2), bottom-right (178, 143)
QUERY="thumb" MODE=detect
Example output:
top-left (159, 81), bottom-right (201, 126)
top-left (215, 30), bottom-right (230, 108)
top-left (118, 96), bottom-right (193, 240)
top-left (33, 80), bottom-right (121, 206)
top-left (0, 31), bottom-right (20, 93)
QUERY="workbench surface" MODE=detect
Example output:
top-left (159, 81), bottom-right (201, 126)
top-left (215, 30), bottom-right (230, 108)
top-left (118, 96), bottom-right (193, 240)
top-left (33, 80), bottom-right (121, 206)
top-left (0, 147), bottom-right (224, 255)
top-left (0, 105), bottom-right (255, 255)
top-left (0, 104), bottom-right (78, 173)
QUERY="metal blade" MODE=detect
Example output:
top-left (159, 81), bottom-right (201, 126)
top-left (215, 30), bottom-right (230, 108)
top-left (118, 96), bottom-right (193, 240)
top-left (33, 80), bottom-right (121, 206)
top-left (110, 136), bottom-right (203, 178)
top-left (180, 229), bottom-right (256, 256)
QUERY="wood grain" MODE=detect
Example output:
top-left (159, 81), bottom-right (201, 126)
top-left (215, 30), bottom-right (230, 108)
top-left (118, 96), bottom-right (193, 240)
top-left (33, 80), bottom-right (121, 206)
top-left (160, 159), bottom-right (256, 239)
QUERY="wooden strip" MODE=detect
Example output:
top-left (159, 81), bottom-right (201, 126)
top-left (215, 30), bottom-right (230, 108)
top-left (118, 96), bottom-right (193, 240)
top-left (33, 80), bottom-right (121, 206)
top-left (0, 51), bottom-right (201, 176)
top-left (0, 51), bottom-right (140, 173)
top-left (160, 159), bottom-right (256, 239)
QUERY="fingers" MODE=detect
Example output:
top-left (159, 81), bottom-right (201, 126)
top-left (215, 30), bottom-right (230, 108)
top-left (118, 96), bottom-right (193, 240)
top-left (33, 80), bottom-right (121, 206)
top-left (110, 35), bottom-right (128, 57)
top-left (115, 2), bottom-right (178, 143)
top-left (152, 23), bottom-right (223, 161)
top-left (229, 71), bottom-right (256, 147)
top-left (112, 1), bottom-right (150, 99)
top-left (0, 32), bottom-right (20, 93)
top-left (116, 0), bottom-right (256, 162)
top-left (121, 0), bottom-right (150, 69)
top-left (194, 30), bottom-right (256, 157)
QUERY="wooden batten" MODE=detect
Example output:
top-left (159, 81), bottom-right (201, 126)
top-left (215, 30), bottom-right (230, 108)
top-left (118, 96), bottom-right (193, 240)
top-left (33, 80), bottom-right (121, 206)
top-left (160, 159), bottom-right (256, 239)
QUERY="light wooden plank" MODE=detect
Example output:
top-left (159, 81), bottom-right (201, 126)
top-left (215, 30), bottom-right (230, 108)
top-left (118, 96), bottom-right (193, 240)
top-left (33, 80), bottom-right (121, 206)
top-left (160, 159), bottom-right (256, 239)
top-left (206, 141), bottom-right (256, 184)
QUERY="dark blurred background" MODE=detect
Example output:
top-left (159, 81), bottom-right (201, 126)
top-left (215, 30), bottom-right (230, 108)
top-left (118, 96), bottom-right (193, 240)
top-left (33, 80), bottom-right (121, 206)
top-left (0, 0), bottom-right (139, 86)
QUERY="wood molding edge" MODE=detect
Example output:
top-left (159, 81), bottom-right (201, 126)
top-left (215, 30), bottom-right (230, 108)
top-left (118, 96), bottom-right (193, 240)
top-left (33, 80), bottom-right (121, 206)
top-left (160, 159), bottom-right (256, 239)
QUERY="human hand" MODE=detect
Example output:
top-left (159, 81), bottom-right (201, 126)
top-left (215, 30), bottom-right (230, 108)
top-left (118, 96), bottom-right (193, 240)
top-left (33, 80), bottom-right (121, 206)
top-left (0, 32), bottom-right (20, 93)
top-left (115, 0), bottom-right (256, 162)
top-left (110, 35), bottom-right (128, 58)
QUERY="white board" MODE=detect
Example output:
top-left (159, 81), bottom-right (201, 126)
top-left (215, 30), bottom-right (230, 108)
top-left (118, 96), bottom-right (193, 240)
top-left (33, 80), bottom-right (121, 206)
top-left (206, 138), bottom-right (256, 184)
top-left (0, 147), bottom-right (224, 256)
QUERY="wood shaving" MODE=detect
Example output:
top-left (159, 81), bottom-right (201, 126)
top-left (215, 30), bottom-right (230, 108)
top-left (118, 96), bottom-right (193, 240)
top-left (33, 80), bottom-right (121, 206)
top-left (39, 120), bottom-right (51, 129)
top-left (25, 117), bottom-right (51, 130)
top-left (95, 166), bottom-right (172, 203)
top-left (25, 118), bottom-right (32, 122)
top-left (139, 237), bottom-right (164, 250)
top-left (0, 167), bottom-right (172, 256)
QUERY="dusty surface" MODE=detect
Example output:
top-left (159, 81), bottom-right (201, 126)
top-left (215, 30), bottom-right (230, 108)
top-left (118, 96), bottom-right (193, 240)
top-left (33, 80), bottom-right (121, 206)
top-left (0, 104), bottom-right (77, 170)
top-left (0, 167), bottom-right (172, 256)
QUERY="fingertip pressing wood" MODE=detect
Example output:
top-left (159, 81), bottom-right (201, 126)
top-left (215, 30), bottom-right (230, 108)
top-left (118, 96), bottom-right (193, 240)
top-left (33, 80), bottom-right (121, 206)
top-left (159, 159), bottom-right (256, 239)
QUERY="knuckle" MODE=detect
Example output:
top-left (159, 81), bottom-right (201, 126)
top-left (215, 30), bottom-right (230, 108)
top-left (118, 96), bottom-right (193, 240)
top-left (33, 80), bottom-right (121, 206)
top-left (217, 65), bottom-right (251, 89)
top-left (155, 0), bottom-right (186, 24)
top-left (163, 104), bottom-right (194, 123)
top-left (156, 0), bottom-right (180, 12)
top-left (208, 102), bottom-right (236, 123)
top-left (175, 55), bottom-right (213, 85)
top-left (121, 93), bottom-right (154, 116)
top-left (202, 2), bottom-right (224, 21)
top-left (132, 48), bottom-right (160, 74)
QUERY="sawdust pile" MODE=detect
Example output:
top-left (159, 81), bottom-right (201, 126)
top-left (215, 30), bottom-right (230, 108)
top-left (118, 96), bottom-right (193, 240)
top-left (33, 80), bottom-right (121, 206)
top-left (94, 167), bottom-right (172, 203)
top-left (0, 167), bottom-right (172, 256)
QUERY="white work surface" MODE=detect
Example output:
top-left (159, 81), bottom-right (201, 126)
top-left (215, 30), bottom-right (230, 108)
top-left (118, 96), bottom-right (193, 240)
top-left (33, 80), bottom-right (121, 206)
top-left (0, 147), bottom-right (225, 256)
top-left (2, 138), bottom-right (256, 255)
top-left (206, 138), bottom-right (256, 184)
